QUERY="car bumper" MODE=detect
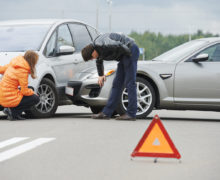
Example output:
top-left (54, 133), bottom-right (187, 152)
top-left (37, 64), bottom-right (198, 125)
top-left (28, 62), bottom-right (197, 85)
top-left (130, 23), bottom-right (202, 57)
top-left (66, 75), bottom-right (114, 107)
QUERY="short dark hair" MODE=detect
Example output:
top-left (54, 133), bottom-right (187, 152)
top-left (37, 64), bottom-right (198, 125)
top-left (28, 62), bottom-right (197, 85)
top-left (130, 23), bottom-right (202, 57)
top-left (81, 44), bottom-right (94, 61)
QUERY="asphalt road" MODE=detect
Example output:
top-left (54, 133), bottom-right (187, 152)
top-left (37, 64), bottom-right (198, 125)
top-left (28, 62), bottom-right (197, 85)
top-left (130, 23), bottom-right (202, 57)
top-left (0, 105), bottom-right (220, 180)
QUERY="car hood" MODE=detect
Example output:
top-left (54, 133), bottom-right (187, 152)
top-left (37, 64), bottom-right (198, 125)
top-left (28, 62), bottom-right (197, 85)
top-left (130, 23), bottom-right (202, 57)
top-left (78, 60), bottom-right (165, 75)
top-left (0, 52), bottom-right (25, 66)
top-left (80, 60), bottom-right (172, 73)
top-left (79, 61), bottom-right (117, 74)
top-left (138, 60), bottom-right (173, 65)
top-left (73, 61), bottom-right (117, 81)
top-left (137, 60), bottom-right (176, 72)
top-left (73, 60), bottom-right (176, 81)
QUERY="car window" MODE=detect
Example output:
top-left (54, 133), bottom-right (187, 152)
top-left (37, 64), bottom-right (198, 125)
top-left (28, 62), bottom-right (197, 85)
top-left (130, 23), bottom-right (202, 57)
top-left (196, 44), bottom-right (220, 62)
top-left (87, 26), bottom-right (99, 40)
top-left (44, 31), bottom-right (56, 57)
top-left (153, 40), bottom-right (209, 62)
top-left (0, 24), bottom-right (51, 52)
top-left (57, 24), bottom-right (73, 49)
top-left (68, 24), bottom-right (92, 51)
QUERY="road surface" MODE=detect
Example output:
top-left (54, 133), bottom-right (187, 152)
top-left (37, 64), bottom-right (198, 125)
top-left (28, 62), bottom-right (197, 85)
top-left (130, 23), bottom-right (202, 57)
top-left (0, 105), bottom-right (219, 180)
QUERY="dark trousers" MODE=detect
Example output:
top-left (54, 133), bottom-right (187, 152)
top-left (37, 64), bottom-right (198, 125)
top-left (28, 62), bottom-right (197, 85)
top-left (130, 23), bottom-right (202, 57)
top-left (11, 94), bottom-right (40, 116)
top-left (102, 43), bottom-right (140, 117)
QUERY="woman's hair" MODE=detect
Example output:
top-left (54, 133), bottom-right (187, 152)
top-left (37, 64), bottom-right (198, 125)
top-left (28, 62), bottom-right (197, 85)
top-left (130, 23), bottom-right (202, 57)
top-left (81, 44), bottom-right (94, 61)
top-left (24, 50), bottom-right (39, 79)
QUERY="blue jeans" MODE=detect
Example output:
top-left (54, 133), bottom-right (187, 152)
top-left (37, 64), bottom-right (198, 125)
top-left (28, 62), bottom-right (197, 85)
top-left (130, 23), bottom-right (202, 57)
top-left (102, 43), bottom-right (140, 117)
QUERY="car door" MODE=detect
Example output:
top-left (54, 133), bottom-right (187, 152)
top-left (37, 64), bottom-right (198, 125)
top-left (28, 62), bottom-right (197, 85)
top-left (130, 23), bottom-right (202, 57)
top-left (174, 43), bottom-right (220, 106)
top-left (45, 24), bottom-right (77, 86)
top-left (68, 23), bottom-right (96, 71)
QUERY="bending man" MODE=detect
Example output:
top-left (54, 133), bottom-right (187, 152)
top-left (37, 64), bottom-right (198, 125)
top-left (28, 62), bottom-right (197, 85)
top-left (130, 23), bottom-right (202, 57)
top-left (81, 33), bottom-right (139, 120)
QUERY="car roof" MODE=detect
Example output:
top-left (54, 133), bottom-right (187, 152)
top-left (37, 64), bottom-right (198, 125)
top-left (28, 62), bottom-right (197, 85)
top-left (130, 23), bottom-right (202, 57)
top-left (0, 19), bottom-right (85, 26)
top-left (198, 37), bottom-right (220, 43)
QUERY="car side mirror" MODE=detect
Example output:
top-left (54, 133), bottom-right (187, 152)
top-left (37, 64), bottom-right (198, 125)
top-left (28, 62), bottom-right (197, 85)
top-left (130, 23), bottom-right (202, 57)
top-left (192, 53), bottom-right (209, 63)
top-left (56, 45), bottom-right (75, 56)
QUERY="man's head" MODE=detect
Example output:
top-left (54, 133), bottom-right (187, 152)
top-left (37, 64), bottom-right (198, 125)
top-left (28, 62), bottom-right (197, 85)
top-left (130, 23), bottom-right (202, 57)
top-left (81, 44), bottom-right (99, 61)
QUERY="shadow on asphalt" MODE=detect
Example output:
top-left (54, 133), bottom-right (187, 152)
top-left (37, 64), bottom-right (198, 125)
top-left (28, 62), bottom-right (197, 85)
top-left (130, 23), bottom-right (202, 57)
top-left (55, 113), bottom-right (92, 119)
top-left (54, 113), bottom-right (220, 122)
top-left (0, 115), bottom-right (7, 120)
top-left (146, 116), bottom-right (220, 122)
top-left (0, 113), bottom-right (219, 122)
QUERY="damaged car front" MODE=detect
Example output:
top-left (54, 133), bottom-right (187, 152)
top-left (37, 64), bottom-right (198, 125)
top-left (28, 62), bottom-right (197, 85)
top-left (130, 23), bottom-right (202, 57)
top-left (65, 61), bottom-right (117, 113)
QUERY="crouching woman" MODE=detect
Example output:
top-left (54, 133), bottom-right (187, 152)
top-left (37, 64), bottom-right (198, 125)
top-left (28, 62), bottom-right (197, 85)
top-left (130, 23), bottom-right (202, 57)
top-left (0, 50), bottom-right (40, 120)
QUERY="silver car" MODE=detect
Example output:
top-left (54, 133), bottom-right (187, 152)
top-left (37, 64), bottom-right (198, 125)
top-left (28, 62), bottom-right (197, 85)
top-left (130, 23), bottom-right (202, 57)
top-left (0, 19), bottom-right (99, 117)
top-left (66, 37), bottom-right (220, 118)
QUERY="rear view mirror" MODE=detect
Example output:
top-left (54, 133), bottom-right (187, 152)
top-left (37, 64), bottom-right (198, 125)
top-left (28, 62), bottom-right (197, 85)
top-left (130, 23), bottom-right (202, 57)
top-left (192, 53), bottom-right (209, 63)
top-left (56, 45), bottom-right (75, 56)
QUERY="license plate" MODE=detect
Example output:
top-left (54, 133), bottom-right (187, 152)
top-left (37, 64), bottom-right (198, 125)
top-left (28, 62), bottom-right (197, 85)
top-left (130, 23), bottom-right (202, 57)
top-left (65, 86), bottom-right (74, 96)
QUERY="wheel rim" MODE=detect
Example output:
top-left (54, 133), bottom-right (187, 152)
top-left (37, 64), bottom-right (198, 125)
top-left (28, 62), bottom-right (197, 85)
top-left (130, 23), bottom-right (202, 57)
top-left (122, 82), bottom-right (152, 116)
top-left (35, 84), bottom-right (55, 113)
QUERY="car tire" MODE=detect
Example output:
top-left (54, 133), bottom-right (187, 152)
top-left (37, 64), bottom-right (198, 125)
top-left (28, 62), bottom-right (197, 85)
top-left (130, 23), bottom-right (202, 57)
top-left (90, 106), bottom-right (118, 117)
top-left (26, 78), bottom-right (58, 118)
top-left (116, 77), bottom-right (156, 119)
top-left (90, 106), bottom-right (103, 114)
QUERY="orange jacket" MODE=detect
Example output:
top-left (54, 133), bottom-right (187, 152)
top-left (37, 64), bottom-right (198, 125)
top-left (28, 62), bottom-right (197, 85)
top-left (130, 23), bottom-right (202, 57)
top-left (0, 56), bottom-right (34, 107)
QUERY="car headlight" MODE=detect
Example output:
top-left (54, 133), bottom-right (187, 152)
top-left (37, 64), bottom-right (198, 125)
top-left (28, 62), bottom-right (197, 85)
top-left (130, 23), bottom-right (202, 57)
top-left (88, 69), bottom-right (116, 79)
top-left (105, 69), bottom-right (115, 77)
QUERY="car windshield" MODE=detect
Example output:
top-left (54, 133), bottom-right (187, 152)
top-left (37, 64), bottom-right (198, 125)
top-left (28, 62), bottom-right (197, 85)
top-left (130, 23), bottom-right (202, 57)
top-left (153, 40), bottom-right (209, 62)
top-left (0, 24), bottom-right (51, 52)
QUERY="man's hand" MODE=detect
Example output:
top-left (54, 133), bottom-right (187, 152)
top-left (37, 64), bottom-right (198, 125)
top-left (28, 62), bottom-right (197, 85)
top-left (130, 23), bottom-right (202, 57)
top-left (98, 76), bottom-right (106, 87)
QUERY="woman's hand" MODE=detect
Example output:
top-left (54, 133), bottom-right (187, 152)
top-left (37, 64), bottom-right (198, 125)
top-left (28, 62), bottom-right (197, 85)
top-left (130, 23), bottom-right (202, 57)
top-left (98, 76), bottom-right (106, 87)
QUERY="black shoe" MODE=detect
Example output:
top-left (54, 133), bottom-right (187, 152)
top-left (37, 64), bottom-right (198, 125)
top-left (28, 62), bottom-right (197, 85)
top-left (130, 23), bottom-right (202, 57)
top-left (3, 108), bottom-right (15, 121)
top-left (3, 108), bottom-right (9, 116)
top-left (115, 114), bottom-right (136, 121)
top-left (92, 112), bottom-right (110, 120)
top-left (15, 115), bottom-right (26, 120)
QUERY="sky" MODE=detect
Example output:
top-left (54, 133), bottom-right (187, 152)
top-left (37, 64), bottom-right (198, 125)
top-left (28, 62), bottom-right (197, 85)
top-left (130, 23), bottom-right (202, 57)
top-left (0, 0), bottom-right (219, 35)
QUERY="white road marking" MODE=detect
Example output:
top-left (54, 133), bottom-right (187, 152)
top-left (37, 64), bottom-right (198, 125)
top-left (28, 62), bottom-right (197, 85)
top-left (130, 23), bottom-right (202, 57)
top-left (0, 138), bottom-right (55, 162)
top-left (0, 137), bottom-right (29, 149)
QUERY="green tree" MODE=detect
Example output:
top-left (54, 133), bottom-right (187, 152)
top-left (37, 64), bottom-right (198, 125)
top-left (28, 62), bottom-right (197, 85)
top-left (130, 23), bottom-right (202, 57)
top-left (129, 30), bottom-right (219, 60)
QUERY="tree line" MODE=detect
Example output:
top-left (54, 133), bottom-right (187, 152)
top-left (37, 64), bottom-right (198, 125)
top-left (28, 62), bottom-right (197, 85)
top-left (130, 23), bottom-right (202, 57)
top-left (129, 30), bottom-right (219, 60)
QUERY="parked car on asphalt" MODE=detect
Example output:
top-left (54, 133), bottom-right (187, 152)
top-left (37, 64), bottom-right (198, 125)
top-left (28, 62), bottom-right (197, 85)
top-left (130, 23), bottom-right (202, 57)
top-left (0, 19), bottom-right (99, 117)
top-left (66, 37), bottom-right (220, 118)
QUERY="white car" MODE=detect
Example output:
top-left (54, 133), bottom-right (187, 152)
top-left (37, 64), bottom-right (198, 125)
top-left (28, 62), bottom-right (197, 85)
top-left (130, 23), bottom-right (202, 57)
top-left (0, 19), bottom-right (99, 117)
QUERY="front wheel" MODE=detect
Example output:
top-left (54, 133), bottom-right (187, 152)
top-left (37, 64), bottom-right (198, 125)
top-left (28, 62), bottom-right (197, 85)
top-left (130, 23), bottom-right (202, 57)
top-left (90, 106), bottom-right (103, 114)
top-left (26, 78), bottom-right (58, 118)
top-left (116, 77), bottom-right (156, 119)
top-left (90, 106), bottom-right (118, 117)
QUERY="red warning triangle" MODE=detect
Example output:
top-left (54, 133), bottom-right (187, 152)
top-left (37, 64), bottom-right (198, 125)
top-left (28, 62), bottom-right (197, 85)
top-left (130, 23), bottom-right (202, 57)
top-left (131, 115), bottom-right (181, 159)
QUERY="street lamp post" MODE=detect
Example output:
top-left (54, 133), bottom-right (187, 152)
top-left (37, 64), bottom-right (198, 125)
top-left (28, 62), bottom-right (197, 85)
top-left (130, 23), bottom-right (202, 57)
top-left (106, 0), bottom-right (112, 32)
top-left (96, 0), bottom-right (99, 30)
